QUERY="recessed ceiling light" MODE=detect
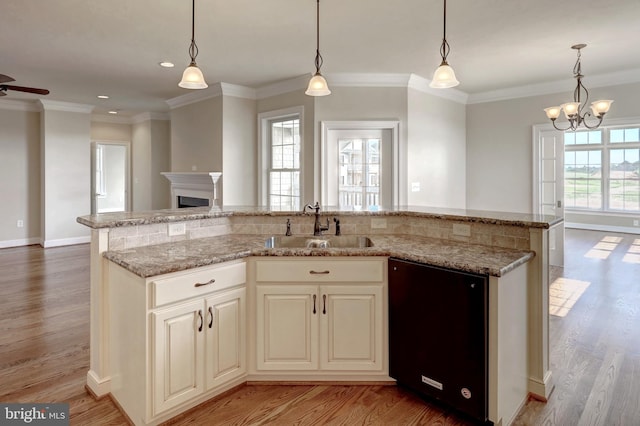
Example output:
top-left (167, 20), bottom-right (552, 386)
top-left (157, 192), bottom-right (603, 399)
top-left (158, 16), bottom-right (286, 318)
top-left (159, 61), bottom-right (175, 68)
top-left (97, 95), bottom-right (109, 99)
top-left (108, 111), bottom-right (118, 114)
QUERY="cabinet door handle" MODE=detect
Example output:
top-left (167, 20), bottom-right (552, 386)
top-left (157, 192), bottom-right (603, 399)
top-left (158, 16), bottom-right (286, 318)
top-left (194, 278), bottom-right (216, 287)
top-left (313, 294), bottom-right (317, 314)
top-left (309, 270), bottom-right (330, 275)
top-left (197, 310), bottom-right (203, 332)
top-left (322, 294), bottom-right (327, 315)
top-left (208, 306), bottom-right (213, 329)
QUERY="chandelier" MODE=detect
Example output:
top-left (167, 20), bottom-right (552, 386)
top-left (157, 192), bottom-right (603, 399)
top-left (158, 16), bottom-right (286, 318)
top-left (544, 44), bottom-right (612, 131)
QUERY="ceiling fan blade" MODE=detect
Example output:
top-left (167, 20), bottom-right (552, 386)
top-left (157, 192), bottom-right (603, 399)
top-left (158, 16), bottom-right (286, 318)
top-left (0, 74), bottom-right (16, 83)
top-left (2, 84), bottom-right (50, 95)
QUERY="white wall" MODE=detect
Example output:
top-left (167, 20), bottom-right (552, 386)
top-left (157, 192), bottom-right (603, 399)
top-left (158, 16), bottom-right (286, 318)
top-left (0, 106), bottom-right (41, 247)
top-left (407, 88), bottom-right (466, 208)
top-left (170, 97), bottom-right (223, 173)
top-left (313, 87), bottom-right (408, 203)
top-left (222, 96), bottom-right (257, 205)
top-left (466, 81), bottom-right (640, 220)
top-left (40, 105), bottom-right (91, 247)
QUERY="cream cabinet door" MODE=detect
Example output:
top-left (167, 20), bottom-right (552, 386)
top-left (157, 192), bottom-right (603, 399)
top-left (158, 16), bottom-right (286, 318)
top-left (152, 299), bottom-right (205, 416)
top-left (256, 285), bottom-right (319, 370)
top-left (205, 287), bottom-right (246, 390)
top-left (320, 285), bottom-right (383, 371)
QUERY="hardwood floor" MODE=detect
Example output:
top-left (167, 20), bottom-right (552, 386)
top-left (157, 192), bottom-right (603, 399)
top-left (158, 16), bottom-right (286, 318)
top-left (1, 229), bottom-right (638, 425)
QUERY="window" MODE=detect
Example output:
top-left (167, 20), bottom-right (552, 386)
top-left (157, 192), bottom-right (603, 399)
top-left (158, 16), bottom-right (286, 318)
top-left (95, 145), bottom-right (106, 197)
top-left (268, 117), bottom-right (301, 210)
top-left (565, 126), bottom-right (640, 212)
top-left (338, 138), bottom-right (380, 208)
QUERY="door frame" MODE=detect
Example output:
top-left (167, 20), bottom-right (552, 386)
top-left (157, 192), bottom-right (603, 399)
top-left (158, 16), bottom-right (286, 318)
top-left (91, 140), bottom-right (131, 214)
top-left (532, 124), bottom-right (564, 266)
top-left (320, 120), bottom-right (402, 207)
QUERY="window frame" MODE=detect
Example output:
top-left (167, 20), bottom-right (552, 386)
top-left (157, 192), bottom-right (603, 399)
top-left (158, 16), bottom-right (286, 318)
top-left (258, 106), bottom-right (304, 209)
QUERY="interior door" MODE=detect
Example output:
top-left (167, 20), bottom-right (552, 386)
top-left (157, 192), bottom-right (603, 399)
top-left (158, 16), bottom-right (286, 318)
top-left (537, 129), bottom-right (565, 266)
top-left (91, 141), bottom-right (130, 214)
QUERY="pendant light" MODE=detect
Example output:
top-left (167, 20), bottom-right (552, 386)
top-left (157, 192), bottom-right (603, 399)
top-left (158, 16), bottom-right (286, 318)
top-left (305, 0), bottom-right (331, 96)
top-left (179, 0), bottom-right (208, 89)
top-left (429, 0), bottom-right (459, 89)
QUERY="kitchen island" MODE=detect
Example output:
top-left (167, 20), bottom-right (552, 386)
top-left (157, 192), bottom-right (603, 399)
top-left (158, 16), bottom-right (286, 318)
top-left (78, 206), bottom-right (561, 425)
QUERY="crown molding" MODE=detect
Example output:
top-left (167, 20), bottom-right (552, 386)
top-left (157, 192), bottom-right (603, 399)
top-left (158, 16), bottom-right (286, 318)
top-left (255, 74), bottom-right (310, 100)
top-left (131, 111), bottom-right (170, 123)
top-left (468, 68), bottom-right (640, 105)
top-left (330, 73), bottom-right (411, 88)
top-left (0, 98), bottom-right (41, 112)
top-left (407, 74), bottom-right (469, 104)
top-left (91, 113), bottom-right (134, 124)
top-left (220, 82), bottom-right (256, 100)
top-left (39, 99), bottom-right (94, 113)
top-left (166, 83), bottom-right (224, 109)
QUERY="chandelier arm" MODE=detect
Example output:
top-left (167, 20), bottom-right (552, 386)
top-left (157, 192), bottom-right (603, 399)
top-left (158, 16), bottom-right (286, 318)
top-left (580, 114), bottom-right (604, 130)
top-left (551, 120), bottom-right (572, 132)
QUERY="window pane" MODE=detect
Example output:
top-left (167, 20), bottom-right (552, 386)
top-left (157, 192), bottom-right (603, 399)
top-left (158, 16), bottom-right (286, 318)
top-left (611, 127), bottom-right (640, 144)
top-left (268, 117), bottom-right (301, 209)
top-left (564, 149), bottom-right (602, 209)
top-left (338, 138), bottom-right (381, 209)
top-left (609, 148), bottom-right (640, 211)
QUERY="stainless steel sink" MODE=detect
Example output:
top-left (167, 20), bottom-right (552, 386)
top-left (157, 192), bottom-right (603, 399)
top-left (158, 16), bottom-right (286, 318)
top-left (264, 235), bottom-right (373, 249)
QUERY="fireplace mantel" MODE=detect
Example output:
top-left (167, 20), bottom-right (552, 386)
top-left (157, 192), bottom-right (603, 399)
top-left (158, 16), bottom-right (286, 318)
top-left (161, 172), bottom-right (222, 209)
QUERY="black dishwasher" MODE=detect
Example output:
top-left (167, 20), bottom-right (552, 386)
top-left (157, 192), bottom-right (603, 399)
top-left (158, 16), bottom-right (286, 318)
top-left (389, 258), bottom-right (489, 424)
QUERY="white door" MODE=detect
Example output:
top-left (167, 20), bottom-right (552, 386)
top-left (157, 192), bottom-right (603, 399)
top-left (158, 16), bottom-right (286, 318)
top-left (320, 285), bottom-right (383, 371)
top-left (536, 128), bottom-right (565, 266)
top-left (321, 121), bottom-right (400, 208)
top-left (91, 141), bottom-right (130, 214)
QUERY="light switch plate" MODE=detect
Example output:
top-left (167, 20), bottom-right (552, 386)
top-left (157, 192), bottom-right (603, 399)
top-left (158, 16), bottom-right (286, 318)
top-left (452, 223), bottom-right (471, 237)
top-left (168, 222), bottom-right (186, 236)
top-left (371, 218), bottom-right (387, 229)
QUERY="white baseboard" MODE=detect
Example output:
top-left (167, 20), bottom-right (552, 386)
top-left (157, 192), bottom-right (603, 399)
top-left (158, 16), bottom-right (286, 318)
top-left (42, 235), bottom-right (91, 248)
top-left (565, 222), bottom-right (640, 235)
top-left (0, 237), bottom-right (41, 249)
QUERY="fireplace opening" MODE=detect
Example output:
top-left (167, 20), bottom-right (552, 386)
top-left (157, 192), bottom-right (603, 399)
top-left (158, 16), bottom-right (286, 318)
top-left (178, 196), bottom-right (210, 208)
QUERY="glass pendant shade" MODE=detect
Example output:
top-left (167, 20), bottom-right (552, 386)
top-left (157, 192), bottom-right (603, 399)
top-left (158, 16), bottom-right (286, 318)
top-left (544, 106), bottom-right (562, 120)
top-left (560, 102), bottom-right (580, 118)
top-left (591, 100), bottom-right (613, 117)
top-left (179, 63), bottom-right (208, 89)
top-left (429, 62), bottom-right (460, 88)
top-left (305, 72), bottom-right (331, 96)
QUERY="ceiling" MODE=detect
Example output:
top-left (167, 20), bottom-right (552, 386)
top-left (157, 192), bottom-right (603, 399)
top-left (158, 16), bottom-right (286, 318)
top-left (2, 0), bottom-right (639, 116)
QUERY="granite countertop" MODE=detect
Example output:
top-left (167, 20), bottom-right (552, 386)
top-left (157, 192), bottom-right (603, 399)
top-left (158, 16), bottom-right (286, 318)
top-left (78, 205), bottom-right (562, 229)
top-left (104, 234), bottom-right (534, 279)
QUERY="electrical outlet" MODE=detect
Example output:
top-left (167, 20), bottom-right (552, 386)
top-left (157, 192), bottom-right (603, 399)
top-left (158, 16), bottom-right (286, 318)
top-left (452, 223), bottom-right (471, 237)
top-left (168, 222), bottom-right (186, 236)
top-left (17, 220), bottom-right (24, 228)
top-left (634, 219), bottom-right (639, 227)
top-left (411, 182), bottom-right (420, 192)
top-left (370, 218), bottom-right (387, 229)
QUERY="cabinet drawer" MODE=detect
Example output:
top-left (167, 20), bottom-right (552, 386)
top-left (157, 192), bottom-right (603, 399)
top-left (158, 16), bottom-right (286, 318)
top-left (255, 259), bottom-right (383, 283)
top-left (152, 262), bottom-right (245, 307)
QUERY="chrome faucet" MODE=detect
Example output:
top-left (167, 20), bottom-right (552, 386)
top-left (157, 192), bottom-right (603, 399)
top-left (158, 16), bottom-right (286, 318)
top-left (304, 202), bottom-right (330, 236)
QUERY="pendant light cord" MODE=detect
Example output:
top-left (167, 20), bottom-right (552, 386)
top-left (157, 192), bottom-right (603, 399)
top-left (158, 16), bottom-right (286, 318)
top-left (439, 0), bottom-right (451, 64)
top-left (188, 0), bottom-right (199, 65)
top-left (314, 0), bottom-right (323, 73)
